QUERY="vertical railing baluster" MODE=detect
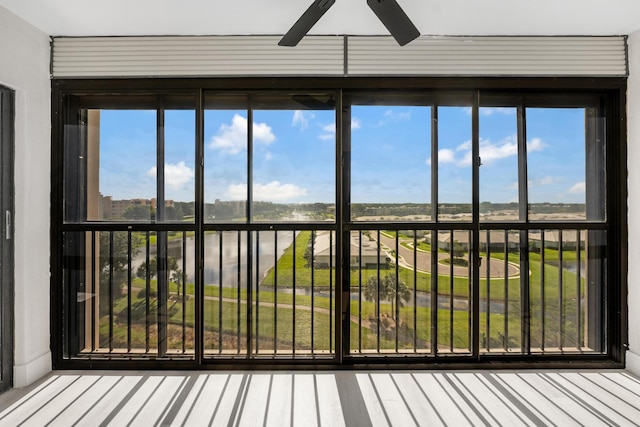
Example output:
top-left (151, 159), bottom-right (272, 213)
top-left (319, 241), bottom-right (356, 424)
top-left (503, 230), bottom-right (509, 352)
top-left (376, 230), bottom-right (381, 353)
top-left (274, 230), bottom-right (278, 354)
top-left (468, 229), bottom-right (473, 352)
top-left (395, 231), bottom-right (399, 352)
top-left (91, 231), bottom-right (96, 352)
top-left (431, 230), bottom-right (438, 355)
top-left (540, 230), bottom-right (546, 352)
top-left (486, 231), bottom-right (491, 352)
top-left (157, 231), bottom-right (168, 357)
top-left (145, 231), bottom-right (150, 353)
top-left (218, 232), bottom-right (223, 354)
top-left (127, 232), bottom-right (132, 353)
top-left (311, 230), bottom-right (315, 355)
top-left (413, 230), bottom-right (418, 353)
top-left (576, 230), bottom-right (582, 351)
top-left (182, 231), bottom-right (186, 354)
top-left (293, 230), bottom-right (297, 354)
top-left (449, 230), bottom-right (454, 353)
top-left (329, 231), bottom-right (334, 354)
top-left (255, 231), bottom-right (260, 355)
top-left (238, 231), bottom-right (242, 354)
top-left (238, 231), bottom-right (243, 355)
top-left (559, 230), bottom-right (564, 351)
top-left (237, 231), bottom-right (241, 352)
top-left (208, 235), bottom-right (214, 355)
top-left (358, 231), bottom-right (362, 353)
top-left (108, 231), bottom-right (114, 353)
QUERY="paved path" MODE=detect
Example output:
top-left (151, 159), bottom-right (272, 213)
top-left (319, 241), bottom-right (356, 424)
top-left (376, 232), bottom-right (520, 279)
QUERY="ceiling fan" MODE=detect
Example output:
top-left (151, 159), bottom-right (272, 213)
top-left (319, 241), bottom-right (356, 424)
top-left (278, 0), bottom-right (420, 47)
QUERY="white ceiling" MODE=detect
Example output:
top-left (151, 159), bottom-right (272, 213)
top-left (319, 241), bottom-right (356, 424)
top-left (1, 0), bottom-right (640, 38)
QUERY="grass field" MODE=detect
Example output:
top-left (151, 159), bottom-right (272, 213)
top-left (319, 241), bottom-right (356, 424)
top-left (91, 229), bottom-right (589, 355)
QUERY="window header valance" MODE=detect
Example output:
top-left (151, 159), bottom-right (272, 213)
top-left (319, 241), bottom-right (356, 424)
top-left (51, 35), bottom-right (627, 78)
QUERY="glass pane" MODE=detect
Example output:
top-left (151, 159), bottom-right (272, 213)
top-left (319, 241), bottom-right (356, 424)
top-left (254, 230), bottom-right (335, 355)
top-left (204, 96), bottom-right (249, 223)
top-left (437, 107), bottom-right (472, 221)
top-left (479, 107), bottom-right (519, 221)
top-left (252, 105), bottom-right (335, 222)
top-left (99, 110), bottom-right (157, 221)
top-left (64, 108), bottom-right (158, 222)
top-left (63, 229), bottom-right (196, 358)
top-left (435, 230), bottom-right (472, 354)
top-left (203, 230), bottom-right (249, 356)
top-left (529, 229), bottom-right (605, 354)
top-left (351, 105), bottom-right (431, 221)
top-left (161, 109), bottom-right (196, 222)
top-left (479, 229), bottom-right (522, 354)
top-left (527, 108), bottom-right (586, 220)
top-left (350, 230), bottom-right (412, 354)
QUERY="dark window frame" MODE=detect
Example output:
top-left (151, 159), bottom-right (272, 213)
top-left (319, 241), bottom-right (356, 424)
top-left (50, 77), bottom-right (627, 370)
top-left (0, 85), bottom-right (15, 391)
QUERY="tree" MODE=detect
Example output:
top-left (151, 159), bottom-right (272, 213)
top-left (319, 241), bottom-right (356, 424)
top-left (170, 268), bottom-right (187, 297)
top-left (364, 273), bottom-right (412, 321)
top-left (452, 239), bottom-right (466, 260)
top-left (123, 204), bottom-right (154, 220)
top-left (137, 255), bottom-right (185, 296)
top-left (136, 257), bottom-right (157, 280)
top-left (99, 231), bottom-right (142, 315)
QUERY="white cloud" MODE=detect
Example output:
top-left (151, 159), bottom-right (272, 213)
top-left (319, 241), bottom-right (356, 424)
top-left (384, 110), bottom-right (411, 121)
top-left (452, 135), bottom-right (545, 167)
top-left (226, 183), bottom-right (247, 200)
top-left (376, 109), bottom-right (411, 126)
top-left (457, 140), bottom-right (472, 152)
top-left (427, 148), bottom-right (457, 166)
top-left (209, 114), bottom-right (275, 154)
top-left (537, 176), bottom-right (557, 185)
top-left (568, 181), bottom-right (586, 194)
top-left (147, 161), bottom-right (195, 190)
top-left (465, 107), bottom-right (517, 116)
top-left (479, 136), bottom-right (518, 164)
top-left (529, 176), bottom-right (559, 187)
top-left (318, 119), bottom-right (360, 140)
top-left (227, 181), bottom-right (307, 202)
top-left (319, 123), bottom-right (335, 140)
top-left (439, 148), bottom-right (456, 163)
top-left (506, 181), bottom-right (519, 190)
top-left (527, 137), bottom-right (544, 152)
top-left (292, 110), bottom-right (315, 129)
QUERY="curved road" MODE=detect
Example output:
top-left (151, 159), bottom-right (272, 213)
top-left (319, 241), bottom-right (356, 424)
top-left (376, 232), bottom-right (520, 279)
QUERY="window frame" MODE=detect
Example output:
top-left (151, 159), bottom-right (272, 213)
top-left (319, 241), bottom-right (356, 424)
top-left (50, 77), bottom-right (628, 370)
top-left (0, 85), bottom-right (15, 391)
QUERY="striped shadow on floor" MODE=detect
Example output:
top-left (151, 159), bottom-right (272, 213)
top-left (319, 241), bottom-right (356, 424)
top-left (0, 370), bottom-right (639, 426)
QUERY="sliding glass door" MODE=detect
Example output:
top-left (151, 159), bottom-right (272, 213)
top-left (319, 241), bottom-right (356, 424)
top-left (53, 85), bottom-right (620, 368)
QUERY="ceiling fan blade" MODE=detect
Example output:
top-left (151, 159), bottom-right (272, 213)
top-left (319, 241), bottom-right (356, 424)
top-left (279, 0), bottom-right (336, 47)
top-left (367, 0), bottom-right (420, 46)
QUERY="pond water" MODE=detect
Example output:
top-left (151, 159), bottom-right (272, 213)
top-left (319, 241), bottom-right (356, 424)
top-left (144, 231), bottom-right (296, 289)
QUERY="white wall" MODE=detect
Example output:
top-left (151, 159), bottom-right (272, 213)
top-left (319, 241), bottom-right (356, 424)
top-left (627, 30), bottom-right (640, 376)
top-left (0, 6), bottom-right (51, 387)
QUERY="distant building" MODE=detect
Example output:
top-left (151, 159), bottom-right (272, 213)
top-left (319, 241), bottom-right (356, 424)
top-left (425, 229), bottom-right (586, 252)
top-left (313, 231), bottom-right (389, 268)
top-left (425, 230), bottom-right (519, 252)
top-left (98, 194), bottom-right (174, 220)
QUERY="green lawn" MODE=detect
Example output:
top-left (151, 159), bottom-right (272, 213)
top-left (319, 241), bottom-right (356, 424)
top-left (95, 230), bottom-right (586, 353)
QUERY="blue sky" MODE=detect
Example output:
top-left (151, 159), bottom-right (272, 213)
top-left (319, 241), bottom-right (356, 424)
top-left (98, 105), bottom-right (586, 205)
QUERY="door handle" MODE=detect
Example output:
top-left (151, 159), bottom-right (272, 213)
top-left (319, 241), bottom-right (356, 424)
top-left (5, 210), bottom-right (10, 240)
